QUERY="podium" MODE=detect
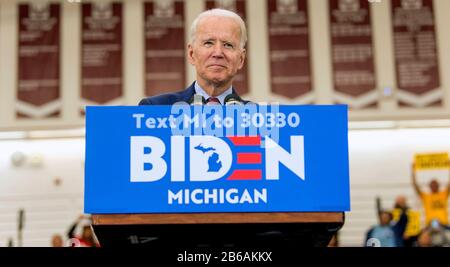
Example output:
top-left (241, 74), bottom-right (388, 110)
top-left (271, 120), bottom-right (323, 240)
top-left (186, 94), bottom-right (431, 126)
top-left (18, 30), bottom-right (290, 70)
top-left (92, 212), bottom-right (344, 247)
top-left (85, 105), bottom-right (350, 248)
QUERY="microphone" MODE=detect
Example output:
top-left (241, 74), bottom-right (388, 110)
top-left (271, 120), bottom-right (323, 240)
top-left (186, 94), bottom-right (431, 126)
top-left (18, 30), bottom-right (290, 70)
top-left (189, 94), bottom-right (206, 105)
top-left (224, 93), bottom-right (244, 105)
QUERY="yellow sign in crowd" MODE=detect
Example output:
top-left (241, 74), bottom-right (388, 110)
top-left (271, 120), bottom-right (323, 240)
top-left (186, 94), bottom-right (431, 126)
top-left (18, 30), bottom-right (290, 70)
top-left (392, 209), bottom-right (421, 237)
top-left (414, 153), bottom-right (449, 170)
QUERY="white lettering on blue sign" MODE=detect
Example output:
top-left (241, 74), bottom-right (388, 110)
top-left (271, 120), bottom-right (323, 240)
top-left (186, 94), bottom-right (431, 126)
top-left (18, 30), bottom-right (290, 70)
top-left (168, 188), bottom-right (267, 205)
top-left (129, 135), bottom-right (305, 182)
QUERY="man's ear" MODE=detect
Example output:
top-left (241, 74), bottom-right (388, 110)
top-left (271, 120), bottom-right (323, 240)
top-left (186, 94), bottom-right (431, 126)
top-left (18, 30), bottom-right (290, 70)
top-left (238, 48), bottom-right (246, 70)
top-left (187, 44), bottom-right (195, 65)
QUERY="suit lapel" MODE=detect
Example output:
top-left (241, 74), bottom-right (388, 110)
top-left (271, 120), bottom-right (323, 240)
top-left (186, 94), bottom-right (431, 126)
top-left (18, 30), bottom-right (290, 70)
top-left (178, 82), bottom-right (196, 103)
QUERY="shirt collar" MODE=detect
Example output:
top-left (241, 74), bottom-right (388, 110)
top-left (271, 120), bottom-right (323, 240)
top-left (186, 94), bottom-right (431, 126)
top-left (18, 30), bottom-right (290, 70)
top-left (194, 81), bottom-right (233, 105)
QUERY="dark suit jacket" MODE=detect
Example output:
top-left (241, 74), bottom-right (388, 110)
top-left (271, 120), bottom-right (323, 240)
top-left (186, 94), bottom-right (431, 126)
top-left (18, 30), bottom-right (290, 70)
top-left (138, 82), bottom-right (249, 105)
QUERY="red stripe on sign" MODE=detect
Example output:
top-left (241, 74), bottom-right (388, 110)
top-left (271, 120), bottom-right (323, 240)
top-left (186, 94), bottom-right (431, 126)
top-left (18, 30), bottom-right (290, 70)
top-left (227, 170), bottom-right (262, 180)
top-left (237, 153), bottom-right (262, 164)
top-left (228, 136), bottom-right (260, 146)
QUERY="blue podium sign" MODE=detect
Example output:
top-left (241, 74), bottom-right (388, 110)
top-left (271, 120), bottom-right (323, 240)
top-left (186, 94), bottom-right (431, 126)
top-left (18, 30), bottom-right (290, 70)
top-left (84, 105), bottom-right (350, 214)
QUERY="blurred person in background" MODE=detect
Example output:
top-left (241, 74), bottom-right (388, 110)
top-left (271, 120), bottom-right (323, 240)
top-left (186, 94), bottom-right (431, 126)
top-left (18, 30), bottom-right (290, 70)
top-left (415, 229), bottom-right (432, 247)
top-left (67, 215), bottom-right (99, 247)
top-left (411, 163), bottom-right (450, 227)
top-left (427, 219), bottom-right (449, 247)
top-left (414, 220), bottom-right (449, 247)
top-left (51, 234), bottom-right (64, 247)
top-left (393, 195), bottom-right (408, 210)
top-left (365, 197), bottom-right (408, 247)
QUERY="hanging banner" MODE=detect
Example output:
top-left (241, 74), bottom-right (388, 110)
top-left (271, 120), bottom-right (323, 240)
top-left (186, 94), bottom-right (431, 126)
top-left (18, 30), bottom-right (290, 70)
top-left (17, 3), bottom-right (61, 118)
top-left (205, 0), bottom-right (249, 95)
top-left (144, 0), bottom-right (186, 97)
top-left (329, 0), bottom-right (377, 109)
top-left (391, 0), bottom-right (441, 107)
top-left (267, 0), bottom-right (313, 102)
top-left (81, 2), bottom-right (123, 111)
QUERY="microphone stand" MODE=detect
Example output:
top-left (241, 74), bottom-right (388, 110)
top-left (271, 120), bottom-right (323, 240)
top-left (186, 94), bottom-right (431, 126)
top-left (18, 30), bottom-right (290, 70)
top-left (17, 209), bottom-right (24, 247)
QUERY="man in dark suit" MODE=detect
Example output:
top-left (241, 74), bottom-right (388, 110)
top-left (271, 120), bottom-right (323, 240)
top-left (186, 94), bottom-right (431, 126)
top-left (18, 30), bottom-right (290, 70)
top-left (139, 8), bottom-right (248, 105)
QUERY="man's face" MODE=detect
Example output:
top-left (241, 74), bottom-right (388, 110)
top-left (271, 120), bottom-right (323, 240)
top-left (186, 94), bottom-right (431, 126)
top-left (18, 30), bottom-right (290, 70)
top-left (82, 226), bottom-right (92, 240)
top-left (394, 196), bottom-right (407, 208)
top-left (380, 212), bottom-right (392, 226)
top-left (188, 16), bottom-right (246, 91)
top-left (52, 235), bottom-right (63, 247)
top-left (429, 180), bottom-right (439, 193)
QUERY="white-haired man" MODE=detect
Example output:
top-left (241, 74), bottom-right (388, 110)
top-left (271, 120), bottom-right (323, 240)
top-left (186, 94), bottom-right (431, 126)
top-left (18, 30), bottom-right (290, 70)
top-left (139, 8), bottom-right (249, 105)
